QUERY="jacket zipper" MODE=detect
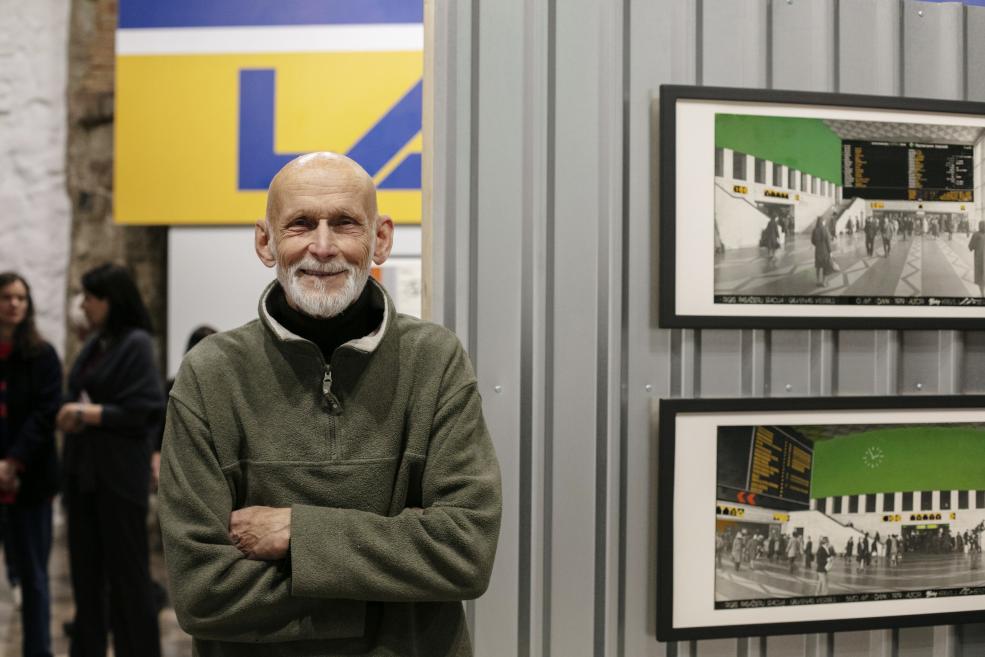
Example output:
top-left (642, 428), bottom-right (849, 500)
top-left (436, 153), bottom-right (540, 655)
top-left (322, 363), bottom-right (341, 458)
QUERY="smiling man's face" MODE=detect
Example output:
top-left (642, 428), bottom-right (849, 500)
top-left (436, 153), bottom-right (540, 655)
top-left (256, 153), bottom-right (393, 318)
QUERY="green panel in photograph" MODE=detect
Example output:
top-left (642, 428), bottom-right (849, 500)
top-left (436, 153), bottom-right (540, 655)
top-left (715, 114), bottom-right (842, 185)
top-left (810, 425), bottom-right (985, 498)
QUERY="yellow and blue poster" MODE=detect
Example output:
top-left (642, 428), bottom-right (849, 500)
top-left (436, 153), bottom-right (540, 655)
top-left (115, 0), bottom-right (423, 225)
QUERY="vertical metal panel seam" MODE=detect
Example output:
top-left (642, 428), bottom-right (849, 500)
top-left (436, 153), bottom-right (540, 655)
top-left (670, 329), bottom-right (683, 397)
top-left (468, 0), bottom-right (480, 365)
top-left (466, 0), bottom-right (480, 637)
top-left (440, 1), bottom-right (458, 330)
top-left (594, 1), bottom-right (614, 652)
top-left (695, 0), bottom-right (703, 85)
top-left (516, 0), bottom-right (538, 652)
top-left (964, 4), bottom-right (970, 102)
top-left (617, 0), bottom-right (632, 654)
top-left (543, 0), bottom-right (557, 654)
top-left (833, 0), bottom-right (840, 92)
top-left (766, 0), bottom-right (773, 90)
top-left (898, 0), bottom-right (905, 97)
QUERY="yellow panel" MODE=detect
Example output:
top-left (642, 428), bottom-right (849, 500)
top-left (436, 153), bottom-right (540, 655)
top-left (114, 51), bottom-right (422, 225)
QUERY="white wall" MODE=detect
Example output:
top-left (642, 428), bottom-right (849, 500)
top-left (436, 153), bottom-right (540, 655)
top-left (0, 0), bottom-right (71, 355)
top-left (166, 225), bottom-right (422, 378)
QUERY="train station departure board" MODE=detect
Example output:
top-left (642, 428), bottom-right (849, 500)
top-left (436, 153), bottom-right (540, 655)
top-left (842, 140), bottom-right (973, 202)
top-left (716, 426), bottom-right (813, 511)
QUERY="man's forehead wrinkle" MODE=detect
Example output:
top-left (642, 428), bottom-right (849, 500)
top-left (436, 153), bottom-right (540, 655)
top-left (266, 152), bottom-right (379, 227)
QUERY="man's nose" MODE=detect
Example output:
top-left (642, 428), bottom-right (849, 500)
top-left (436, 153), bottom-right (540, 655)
top-left (308, 222), bottom-right (338, 259)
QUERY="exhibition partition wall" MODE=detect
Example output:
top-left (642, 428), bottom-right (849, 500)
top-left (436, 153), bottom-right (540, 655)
top-left (427, 0), bottom-right (985, 656)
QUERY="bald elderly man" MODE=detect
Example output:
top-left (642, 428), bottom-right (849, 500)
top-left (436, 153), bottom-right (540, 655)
top-left (159, 153), bottom-right (502, 657)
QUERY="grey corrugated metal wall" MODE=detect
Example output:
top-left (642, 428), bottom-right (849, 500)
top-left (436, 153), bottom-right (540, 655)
top-left (427, 0), bottom-right (985, 655)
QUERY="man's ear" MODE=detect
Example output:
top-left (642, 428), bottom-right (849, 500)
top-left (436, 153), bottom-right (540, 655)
top-left (372, 214), bottom-right (395, 266)
top-left (255, 219), bottom-right (276, 268)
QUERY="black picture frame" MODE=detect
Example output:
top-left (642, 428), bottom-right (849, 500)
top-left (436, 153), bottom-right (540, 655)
top-left (659, 84), bottom-right (985, 329)
top-left (657, 395), bottom-right (985, 641)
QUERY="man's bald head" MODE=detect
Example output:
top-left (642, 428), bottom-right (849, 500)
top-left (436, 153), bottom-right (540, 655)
top-left (265, 152), bottom-right (379, 228)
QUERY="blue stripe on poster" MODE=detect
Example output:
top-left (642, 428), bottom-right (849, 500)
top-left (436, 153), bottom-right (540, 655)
top-left (379, 153), bottom-right (422, 190)
top-left (346, 80), bottom-right (422, 177)
top-left (119, 0), bottom-right (423, 29)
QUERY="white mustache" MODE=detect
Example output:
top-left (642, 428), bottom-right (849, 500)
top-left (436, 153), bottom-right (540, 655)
top-left (290, 257), bottom-right (353, 277)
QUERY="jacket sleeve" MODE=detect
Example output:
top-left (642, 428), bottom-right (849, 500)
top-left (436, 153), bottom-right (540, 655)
top-left (289, 366), bottom-right (503, 602)
top-left (159, 371), bottom-right (366, 643)
top-left (98, 331), bottom-right (164, 432)
top-left (7, 345), bottom-right (61, 467)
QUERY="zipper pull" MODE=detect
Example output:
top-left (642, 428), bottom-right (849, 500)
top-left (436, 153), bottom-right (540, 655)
top-left (322, 366), bottom-right (333, 399)
top-left (322, 365), bottom-right (341, 414)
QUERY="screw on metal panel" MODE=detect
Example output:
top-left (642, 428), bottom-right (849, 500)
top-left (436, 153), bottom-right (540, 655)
top-left (493, 385), bottom-right (503, 393)
top-left (915, 382), bottom-right (923, 390)
top-left (785, 384), bottom-right (793, 392)
top-left (645, 384), bottom-right (653, 392)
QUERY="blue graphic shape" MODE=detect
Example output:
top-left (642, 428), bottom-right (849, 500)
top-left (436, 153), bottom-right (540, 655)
top-left (238, 69), bottom-right (301, 190)
top-left (120, 0), bottom-right (423, 29)
top-left (345, 80), bottom-right (422, 176)
top-left (379, 153), bottom-right (422, 189)
top-left (237, 69), bottom-right (422, 192)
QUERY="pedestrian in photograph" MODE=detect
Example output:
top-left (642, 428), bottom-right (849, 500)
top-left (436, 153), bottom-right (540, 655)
top-left (804, 535), bottom-right (814, 569)
top-left (811, 217), bottom-right (832, 286)
top-left (845, 536), bottom-right (854, 564)
top-left (815, 537), bottom-right (831, 596)
top-left (732, 529), bottom-right (746, 571)
top-left (787, 532), bottom-right (803, 573)
top-left (763, 216), bottom-right (781, 268)
top-left (863, 217), bottom-right (877, 257)
top-left (968, 221), bottom-right (985, 297)
top-left (880, 217), bottom-right (894, 256)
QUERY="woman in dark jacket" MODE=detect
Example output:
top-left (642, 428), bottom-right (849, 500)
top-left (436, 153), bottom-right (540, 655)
top-left (0, 272), bottom-right (61, 657)
top-left (57, 264), bottom-right (163, 657)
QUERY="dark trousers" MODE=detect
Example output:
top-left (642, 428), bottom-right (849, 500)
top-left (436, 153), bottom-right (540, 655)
top-left (67, 488), bottom-right (160, 657)
top-left (4, 502), bottom-right (53, 657)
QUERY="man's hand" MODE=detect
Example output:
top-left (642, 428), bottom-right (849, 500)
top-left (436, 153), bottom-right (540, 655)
top-left (56, 403), bottom-right (84, 433)
top-left (150, 451), bottom-right (161, 490)
top-left (0, 460), bottom-right (16, 492)
top-left (229, 506), bottom-right (292, 560)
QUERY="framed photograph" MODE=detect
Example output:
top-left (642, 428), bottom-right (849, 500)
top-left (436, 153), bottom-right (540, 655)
top-left (657, 395), bottom-right (985, 640)
top-left (658, 84), bottom-right (985, 329)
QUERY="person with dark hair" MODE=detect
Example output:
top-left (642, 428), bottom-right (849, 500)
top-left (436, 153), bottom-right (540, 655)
top-left (0, 272), bottom-right (62, 657)
top-left (811, 217), bottom-right (832, 286)
top-left (56, 263), bottom-right (163, 657)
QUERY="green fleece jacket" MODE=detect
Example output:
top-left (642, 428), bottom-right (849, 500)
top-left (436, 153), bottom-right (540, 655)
top-left (159, 280), bottom-right (502, 657)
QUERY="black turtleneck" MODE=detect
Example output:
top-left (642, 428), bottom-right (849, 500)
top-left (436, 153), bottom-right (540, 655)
top-left (268, 281), bottom-right (383, 361)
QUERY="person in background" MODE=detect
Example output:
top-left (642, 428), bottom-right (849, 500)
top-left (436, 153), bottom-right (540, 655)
top-left (811, 217), bottom-right (832, 286)
top-left (863, 217), bottom-right (877, 258)
top-left (969, 221), bottom-right (985, 298)
top-left (0, 272), bottom-right (62, 657)
top-left (57, 264), bottom-right (163, 657)
top-left (150, 324), bottom-right (217, 489)
top-left (815, 536), bottom-right (831, 596)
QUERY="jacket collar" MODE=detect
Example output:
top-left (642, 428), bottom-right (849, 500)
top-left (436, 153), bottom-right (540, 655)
top-left (258, 277), bottom-right (391, 355)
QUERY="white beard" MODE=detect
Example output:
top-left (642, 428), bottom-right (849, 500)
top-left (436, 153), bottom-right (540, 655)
top-left (276, 253), bottom-right (371, 318)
